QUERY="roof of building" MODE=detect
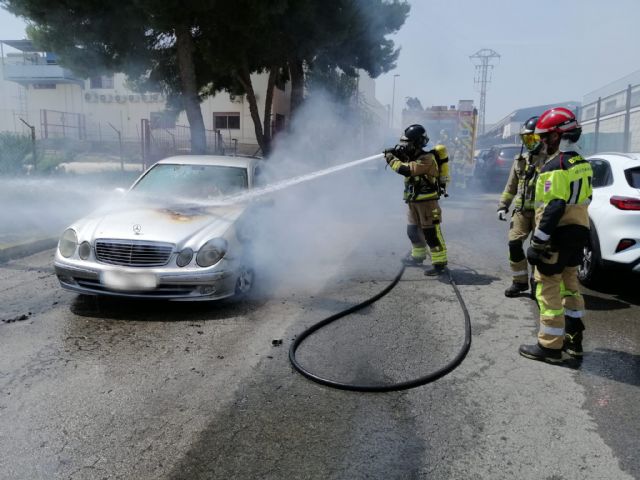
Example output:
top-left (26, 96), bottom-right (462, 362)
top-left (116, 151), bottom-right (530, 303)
top-left (583, 69), bottom-right (640, 105)
top-left (481, 101), bottom-right (581, 140)
top-left (0, 40), bottom-right (40, 53)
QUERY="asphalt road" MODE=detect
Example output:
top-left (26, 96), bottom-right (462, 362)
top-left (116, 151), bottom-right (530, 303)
top-left (1, 179), bottom-right (639, 480)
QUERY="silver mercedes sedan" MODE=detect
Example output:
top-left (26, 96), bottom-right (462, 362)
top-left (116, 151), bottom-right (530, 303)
top-left (54, 155), bottom-right (261, 301)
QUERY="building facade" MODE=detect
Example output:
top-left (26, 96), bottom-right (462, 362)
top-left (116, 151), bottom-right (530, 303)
top-left (0, 40), bottom-right (290, 153)
top-left (580, 69), bottom-right (640, 156)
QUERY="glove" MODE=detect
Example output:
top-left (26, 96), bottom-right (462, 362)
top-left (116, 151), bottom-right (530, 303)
top-left (384, 151), bottom-right (395, 164)
top-left (497, 208), bottom-right (508, 221)
top-left (526, 241), bottom-right (550, 266)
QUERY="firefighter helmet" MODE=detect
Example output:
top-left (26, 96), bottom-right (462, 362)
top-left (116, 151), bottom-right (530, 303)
top-left (535, 107), bottom-right (581, 142)
top-left (402, 124), bottom-right (429, 147)
top-left (520, 116), bottom-right (539, 135)
top-left (520, 116), bottom-right (541, 152)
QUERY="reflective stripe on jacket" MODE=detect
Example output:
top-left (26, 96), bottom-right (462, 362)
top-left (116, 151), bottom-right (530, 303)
top-left (387, 150), bottom-right (440, 202)
top-left (499, 152), bottom-right (546, 211)
top-left (533, 151), bottom-right (592, 244)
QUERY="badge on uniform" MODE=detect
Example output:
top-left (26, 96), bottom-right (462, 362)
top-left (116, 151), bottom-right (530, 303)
top-left (544, 180), bottom-right (551, 192)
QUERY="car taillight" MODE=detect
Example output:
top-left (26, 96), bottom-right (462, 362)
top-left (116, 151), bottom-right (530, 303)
top-left (495, 156), bottom-right (506, 166)
top-left (610, 196), bottom-right (640, 210)
top-left (615, 239), bottom-right (636, 253)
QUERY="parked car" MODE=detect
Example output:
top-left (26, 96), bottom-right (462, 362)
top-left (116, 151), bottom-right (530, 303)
top-left (54, 155), bottom-right (261, 301)
top-left (475, 143), bottom-right (523, 190)
top-left (578, 152), bottom-right (640, 286)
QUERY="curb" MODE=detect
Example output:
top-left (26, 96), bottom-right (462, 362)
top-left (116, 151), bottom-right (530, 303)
top-left (0, 238), bottom-right (58, 264)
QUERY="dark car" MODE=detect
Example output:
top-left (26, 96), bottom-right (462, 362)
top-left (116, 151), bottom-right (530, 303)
top-left (475, 143), bottom-right (523, 190)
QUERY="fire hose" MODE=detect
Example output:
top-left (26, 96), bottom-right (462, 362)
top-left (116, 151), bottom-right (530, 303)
top-left (288, 264), bottom-right (472, 392)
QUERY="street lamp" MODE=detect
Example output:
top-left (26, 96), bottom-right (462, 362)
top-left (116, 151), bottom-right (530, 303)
top-left (390, 74), bottom-right (400, 129)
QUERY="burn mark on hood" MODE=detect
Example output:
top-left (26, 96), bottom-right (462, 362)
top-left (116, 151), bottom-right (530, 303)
top-left (158, 207), bottom-right (206, 222)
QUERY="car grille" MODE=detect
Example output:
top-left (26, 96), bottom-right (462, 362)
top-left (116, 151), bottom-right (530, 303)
top-left (95, 239), bottom-right (173, 267)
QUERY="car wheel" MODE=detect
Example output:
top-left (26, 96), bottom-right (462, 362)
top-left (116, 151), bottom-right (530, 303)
top-left (578, 225), bottom-right (602, 287)
top-left (235, 266), bottom-right (254, 296)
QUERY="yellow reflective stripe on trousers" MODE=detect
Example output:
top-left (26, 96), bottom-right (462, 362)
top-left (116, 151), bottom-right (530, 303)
top-left (431, 224), bottom-right (448, 265)
top-left (411, 246), bottom-right (427, 259)
top-left (535, 282), bottom-right (564, 317)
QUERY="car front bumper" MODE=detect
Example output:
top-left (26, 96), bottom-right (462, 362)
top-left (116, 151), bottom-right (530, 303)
top-left (54, 259), bottom-right (237, 301)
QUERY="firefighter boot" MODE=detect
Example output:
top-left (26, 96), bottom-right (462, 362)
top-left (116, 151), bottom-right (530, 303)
top-left (563, 316), bottom-right (585, 357)
top-left (424, 264), bottom-right (447, 276)
top-left (519, 343), bottom-right (563, 364)
top-left (504, 282), bottom-right (528, 297)
top-left (402, 254), bottom-right (425, 266)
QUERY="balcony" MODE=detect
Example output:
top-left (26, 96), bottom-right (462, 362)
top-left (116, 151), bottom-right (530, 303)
top-left (3, 63), bottom-right (84, 87)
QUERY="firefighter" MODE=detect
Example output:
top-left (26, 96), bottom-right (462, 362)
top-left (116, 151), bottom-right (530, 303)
top-left (497, 116), bottom-right (547, 297)
top-left (519, 108), bottom-right (592, 363)
top-left (385, 124), bottom-right (448, 276)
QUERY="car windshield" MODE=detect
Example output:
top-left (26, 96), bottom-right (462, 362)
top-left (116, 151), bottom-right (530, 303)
top-left (498, 147), bottom-right (521, 158)
top-left (132, 164), bottom-right (248, 200)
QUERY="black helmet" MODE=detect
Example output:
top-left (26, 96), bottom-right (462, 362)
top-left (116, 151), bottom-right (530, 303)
top-left (520, 116), bottom-right (542, 153)
top-left (402, 124), bottom-right (429, 147)
top-left (520, 116), bottom-right (539, 135)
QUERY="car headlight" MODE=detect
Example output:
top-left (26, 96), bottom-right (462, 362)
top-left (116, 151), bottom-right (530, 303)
top-left (59, 229), bottom-right (78, 258)
top-left (78, 241), bottom-right (91, 260)
top-left (176, 247), bottom-right (194, 267)
top-left (196, 238), bottom-right (227, 267)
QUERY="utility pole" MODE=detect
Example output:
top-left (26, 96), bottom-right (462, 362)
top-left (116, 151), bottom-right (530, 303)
top-left (469, 48), bottom-right (500, 135)
top-left (390, 74), bottom-right (400, 129)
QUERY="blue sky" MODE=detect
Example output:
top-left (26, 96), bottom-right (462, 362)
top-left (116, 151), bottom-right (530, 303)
top-left (3, 1), bottom-right (640, 124)
top-left (376, 0), bottom-right (640, 124)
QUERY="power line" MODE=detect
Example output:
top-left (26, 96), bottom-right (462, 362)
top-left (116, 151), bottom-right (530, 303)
top-left (469, 48), bottom-right (500, 135)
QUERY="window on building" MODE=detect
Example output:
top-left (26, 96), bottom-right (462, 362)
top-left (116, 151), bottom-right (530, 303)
top-left (214, 113), bottom-right (240, 130)
top-left (583, 106), bottom-right (596, 121)
top-left (150, 111), bottom-right (176, 129)
top-left (90, 74), bottom-right (114, 89)
top-left (33, 84), bottom-right (56, 89)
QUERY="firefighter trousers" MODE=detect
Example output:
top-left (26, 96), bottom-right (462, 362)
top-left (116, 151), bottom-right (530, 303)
top-left (406, 199), bottom-right (447, 265)
top-left (534, 246), bottom-right (586, 350)
top-left (508, 209), bottom-right (536, 284)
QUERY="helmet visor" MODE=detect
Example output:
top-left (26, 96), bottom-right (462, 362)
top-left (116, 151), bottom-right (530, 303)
top-left (521, 133), bottom-right (541, 151)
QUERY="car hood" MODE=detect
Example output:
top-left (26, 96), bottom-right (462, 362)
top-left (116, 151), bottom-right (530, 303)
top-left (72, 201), bottom-right (247, 249)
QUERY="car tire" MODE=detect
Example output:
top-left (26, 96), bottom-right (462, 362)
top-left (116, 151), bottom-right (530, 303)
top-left (578, 223), bottom-right (603, 288)
top-left (234, 266), bottom-right (254, 296)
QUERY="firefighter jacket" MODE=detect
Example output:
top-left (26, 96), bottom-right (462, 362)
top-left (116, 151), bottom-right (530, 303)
top-left (386, 149), bottom-right (440, 203)
top-left (532, 150), bottom-right (593, 247)
top-left (498, 151), bottom-right (546, 212)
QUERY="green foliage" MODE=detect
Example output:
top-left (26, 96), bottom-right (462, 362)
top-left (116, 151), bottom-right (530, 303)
top-left (2, 0), bottom-right (410, 153)
top-left (0, 132), bottom-right (32, 175)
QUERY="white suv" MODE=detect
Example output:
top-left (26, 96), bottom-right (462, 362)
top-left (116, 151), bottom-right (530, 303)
top-left (578, 152), bottom-right (640, 286)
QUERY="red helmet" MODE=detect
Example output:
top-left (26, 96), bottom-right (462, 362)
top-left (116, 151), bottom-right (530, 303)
top-left (534, 107), bottom-right (579, 135)
top-left (535, 107), bottom-right (581, 142)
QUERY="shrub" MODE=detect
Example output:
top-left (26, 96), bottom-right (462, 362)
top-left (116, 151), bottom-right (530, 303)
top-left (0, 132), bottom-right (32, 175)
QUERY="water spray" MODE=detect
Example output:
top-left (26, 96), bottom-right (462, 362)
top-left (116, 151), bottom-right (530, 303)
top-left (260, 153), bottom-right (473, 392)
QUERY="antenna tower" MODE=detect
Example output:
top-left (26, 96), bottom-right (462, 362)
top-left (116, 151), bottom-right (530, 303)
top-left (470, 48), bottom-right (500, 135)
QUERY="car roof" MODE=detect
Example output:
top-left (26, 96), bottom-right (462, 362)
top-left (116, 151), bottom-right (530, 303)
top-left (493, 144), bottom-right (522, 149)
top-left (587, 152), bottom-right (640, 161)
top-left (156, 155), bottom-right (259, 169)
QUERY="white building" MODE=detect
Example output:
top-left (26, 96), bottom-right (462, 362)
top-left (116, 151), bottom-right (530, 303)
top-left (0, 40), bottom-right (290, 152)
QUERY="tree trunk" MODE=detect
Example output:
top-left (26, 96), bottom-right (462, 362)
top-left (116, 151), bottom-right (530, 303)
top-left (261, 67), bottom-right (278, 157)
top-left (288, 58), bottom-right (305, 117)
top-left (175, 24), bottom-right (206, 154)
top-left (236, 66), bottom-right (268, 156)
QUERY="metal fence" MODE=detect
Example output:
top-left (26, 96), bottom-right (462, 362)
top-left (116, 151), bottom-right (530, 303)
top-left (581, 82), bottom-right (640, 155)
top-left (31, 113), bottom-right (261, 172)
